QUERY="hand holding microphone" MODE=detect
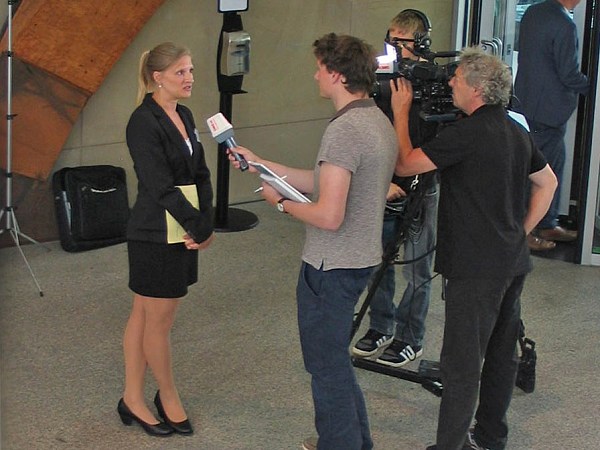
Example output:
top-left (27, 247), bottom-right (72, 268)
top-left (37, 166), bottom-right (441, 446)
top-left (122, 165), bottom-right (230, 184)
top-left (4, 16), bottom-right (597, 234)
top-left (206, 113), bottom-right (249, 171)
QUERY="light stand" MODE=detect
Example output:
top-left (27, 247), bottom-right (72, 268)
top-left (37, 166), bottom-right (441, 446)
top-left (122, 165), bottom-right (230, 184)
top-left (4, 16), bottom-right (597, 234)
top-left (0, 0), bottom-right (44, 296)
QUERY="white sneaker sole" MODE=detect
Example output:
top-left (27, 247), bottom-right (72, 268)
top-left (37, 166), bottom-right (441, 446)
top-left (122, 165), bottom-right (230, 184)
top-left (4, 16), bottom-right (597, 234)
top-left (376, 348), bottom-right (423, 367)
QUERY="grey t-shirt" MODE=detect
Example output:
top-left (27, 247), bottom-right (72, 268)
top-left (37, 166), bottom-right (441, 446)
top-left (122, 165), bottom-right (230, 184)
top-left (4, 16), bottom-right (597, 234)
top-left (302, 99), bottom-right (397, 270)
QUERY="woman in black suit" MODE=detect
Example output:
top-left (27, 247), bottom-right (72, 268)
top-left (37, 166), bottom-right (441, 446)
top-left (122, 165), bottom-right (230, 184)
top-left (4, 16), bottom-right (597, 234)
top-left (117, 42), bottom-right (214, 437)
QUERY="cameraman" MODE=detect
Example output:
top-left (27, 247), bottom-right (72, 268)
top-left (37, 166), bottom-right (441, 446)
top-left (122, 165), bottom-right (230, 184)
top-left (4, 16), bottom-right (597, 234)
top-left (352, 9), bottom-right (439, 368)
top-left (391, 47), bottom-right (557, 450)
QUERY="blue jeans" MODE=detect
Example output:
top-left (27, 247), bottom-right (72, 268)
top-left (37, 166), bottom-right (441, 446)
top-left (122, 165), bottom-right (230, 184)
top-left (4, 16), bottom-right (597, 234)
top-left (368, 183), bottom-right (438, 347)
top-left (436, 275), bottom-right (524, 450)
top-left (297, 262), bottom-right (374, 450)
top-left (529, 121), bottom-right (566, 229)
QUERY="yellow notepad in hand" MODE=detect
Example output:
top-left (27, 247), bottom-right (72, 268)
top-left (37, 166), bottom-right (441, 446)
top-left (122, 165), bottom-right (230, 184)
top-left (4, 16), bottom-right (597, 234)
top-left (166, 185), bottom-right (199, 244)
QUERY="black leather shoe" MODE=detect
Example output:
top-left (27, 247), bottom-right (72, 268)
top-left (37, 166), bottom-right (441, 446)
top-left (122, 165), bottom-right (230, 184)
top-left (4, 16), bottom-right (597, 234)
top-left (117, 398), bottom-right (174, 437)
top-left (154, 390), bottom-right (194, 435)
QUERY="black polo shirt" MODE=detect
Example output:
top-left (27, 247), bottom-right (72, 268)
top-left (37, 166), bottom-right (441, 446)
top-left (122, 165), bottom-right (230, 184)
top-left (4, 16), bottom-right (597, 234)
top-left (421, 104), bottom-right (547, 279)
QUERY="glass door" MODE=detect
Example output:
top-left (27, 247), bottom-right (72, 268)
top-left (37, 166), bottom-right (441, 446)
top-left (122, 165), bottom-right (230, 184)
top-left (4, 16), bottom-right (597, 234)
top-left (581, 72), bottom-right (600, 265)
top-left (473, 0), bottom-right (596, 264)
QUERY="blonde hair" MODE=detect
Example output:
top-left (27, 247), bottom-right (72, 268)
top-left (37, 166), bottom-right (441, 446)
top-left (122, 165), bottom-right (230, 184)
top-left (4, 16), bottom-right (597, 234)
top-left (390, 10), bottom-right (428, 36)
top-left (136, 42), bottom-right (191, 104)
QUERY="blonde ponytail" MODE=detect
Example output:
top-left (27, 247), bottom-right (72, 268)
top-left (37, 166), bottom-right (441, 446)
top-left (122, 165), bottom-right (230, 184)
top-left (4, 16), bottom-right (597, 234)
top-left (136, 50), bottom-right (151, 105)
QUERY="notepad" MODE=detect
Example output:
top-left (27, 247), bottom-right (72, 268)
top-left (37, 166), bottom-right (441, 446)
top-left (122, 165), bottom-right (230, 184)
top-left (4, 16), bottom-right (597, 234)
top-left (247, 161), bottom-right (311, 203)
top-left (166, 185), bottom-right (199, 244)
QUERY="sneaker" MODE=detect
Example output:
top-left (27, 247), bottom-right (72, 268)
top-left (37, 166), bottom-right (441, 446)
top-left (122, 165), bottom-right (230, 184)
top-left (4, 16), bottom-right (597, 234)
top-left (302, 436), bottom-right (317, 450)
top-left (351, 329), bottom-right (394, 357)
top-left (376, 340), bottom-right (423, 367)
top-left (426, 432), bottom-right (491, 450)
top-left (464, 430), bottom-right (491, 450)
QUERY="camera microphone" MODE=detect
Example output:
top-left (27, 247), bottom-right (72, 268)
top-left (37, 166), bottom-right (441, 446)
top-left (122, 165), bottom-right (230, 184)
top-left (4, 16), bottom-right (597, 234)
top-left (206, 113), bottom-right (249, 171)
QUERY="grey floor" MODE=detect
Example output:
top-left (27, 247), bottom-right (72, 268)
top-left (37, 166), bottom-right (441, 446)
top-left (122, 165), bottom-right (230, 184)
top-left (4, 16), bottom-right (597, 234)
top-left (1, 201), bottom-right (599, 450)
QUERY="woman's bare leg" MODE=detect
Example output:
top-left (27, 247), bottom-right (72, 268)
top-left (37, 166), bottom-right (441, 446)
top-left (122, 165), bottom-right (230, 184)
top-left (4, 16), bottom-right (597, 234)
top-left (122, 294), bottom-right (158, 424)
top-left (142, 296), bottom-right (187, 422)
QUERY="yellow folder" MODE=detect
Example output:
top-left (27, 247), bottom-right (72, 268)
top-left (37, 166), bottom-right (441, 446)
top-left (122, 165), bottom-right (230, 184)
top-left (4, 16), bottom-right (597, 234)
top-left (166, 185), bottom-right (199, 244)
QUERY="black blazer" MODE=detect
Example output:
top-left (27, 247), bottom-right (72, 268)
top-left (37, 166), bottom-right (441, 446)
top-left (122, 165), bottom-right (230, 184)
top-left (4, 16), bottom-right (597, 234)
top-left (514, 0), bottom-right (589, 127)
top-left (125, 93), bottom-right (214, 244)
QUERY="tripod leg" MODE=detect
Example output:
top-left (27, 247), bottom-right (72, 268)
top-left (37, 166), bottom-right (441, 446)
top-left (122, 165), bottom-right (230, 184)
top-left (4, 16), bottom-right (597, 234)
top-left (1, 210), bottom-right (50, 249)
top-left (4, 210), bottom-right (46, 297)
top-left (9, 229), bottom-right (44, 296)
top-left (15, 229), bottom-right (46, 247)
top-left (352, 260), bottom-right (391, 338)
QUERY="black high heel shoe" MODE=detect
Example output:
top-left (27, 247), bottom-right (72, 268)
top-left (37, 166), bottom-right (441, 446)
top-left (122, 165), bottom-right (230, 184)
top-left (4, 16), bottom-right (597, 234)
top-left (154, 390), bottom-right (194, 435)
top-left (117, 398), bottom-right (174, 437)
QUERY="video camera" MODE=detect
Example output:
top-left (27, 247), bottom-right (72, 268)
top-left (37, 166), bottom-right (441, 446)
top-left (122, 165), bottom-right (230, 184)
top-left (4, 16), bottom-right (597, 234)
top-left (372, 33), bottom-right (460, 123)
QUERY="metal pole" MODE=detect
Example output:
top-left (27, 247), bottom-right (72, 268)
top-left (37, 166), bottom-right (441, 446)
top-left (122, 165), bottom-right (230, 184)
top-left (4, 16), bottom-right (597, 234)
top-left (3, 0), bottom-right (15, 232)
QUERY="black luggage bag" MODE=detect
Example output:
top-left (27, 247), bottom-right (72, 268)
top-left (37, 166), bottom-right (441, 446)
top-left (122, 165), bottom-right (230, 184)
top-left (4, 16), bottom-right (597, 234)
top-left (52, 165), bottom-right (130, 252)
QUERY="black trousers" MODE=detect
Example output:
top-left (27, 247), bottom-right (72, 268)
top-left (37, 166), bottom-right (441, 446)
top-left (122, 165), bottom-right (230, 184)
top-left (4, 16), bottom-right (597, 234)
top-left (436, 275), bottom-right (525, 450)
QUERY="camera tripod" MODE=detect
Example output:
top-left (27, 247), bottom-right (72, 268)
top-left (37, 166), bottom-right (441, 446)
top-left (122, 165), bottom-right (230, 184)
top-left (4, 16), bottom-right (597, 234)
top-left (351, 171), bottom-right (442, 397)
top-left (351, 171), bottom-right (537, 396)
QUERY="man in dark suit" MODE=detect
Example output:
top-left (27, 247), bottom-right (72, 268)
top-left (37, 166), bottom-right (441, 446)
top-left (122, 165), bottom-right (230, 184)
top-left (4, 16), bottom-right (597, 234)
top-left (514, 0), bottom-right (589, 251)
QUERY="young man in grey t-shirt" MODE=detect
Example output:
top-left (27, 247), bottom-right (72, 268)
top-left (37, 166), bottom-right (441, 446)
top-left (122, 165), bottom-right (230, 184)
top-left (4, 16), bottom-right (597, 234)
top-left (230, 33), bottom-right (397, 450)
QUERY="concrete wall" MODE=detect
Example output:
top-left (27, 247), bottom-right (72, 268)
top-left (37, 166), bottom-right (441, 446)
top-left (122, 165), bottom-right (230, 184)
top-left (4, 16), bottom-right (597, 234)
top-left (54, 0), bottom-right (455, 206)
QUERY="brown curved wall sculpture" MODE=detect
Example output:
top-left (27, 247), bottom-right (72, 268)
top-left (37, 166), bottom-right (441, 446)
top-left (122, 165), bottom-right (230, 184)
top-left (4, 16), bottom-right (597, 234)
top-left (0, 0), bottom-right (166, 180)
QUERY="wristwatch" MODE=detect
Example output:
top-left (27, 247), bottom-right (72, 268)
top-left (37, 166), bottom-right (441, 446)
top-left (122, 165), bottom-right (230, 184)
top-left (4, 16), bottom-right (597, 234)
top-left (277, 197), bottom-right (289, 213)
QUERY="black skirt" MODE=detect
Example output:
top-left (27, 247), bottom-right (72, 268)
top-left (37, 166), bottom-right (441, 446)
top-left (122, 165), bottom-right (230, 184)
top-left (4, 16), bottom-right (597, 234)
top-left (128, 240), bottom-right (198, 298)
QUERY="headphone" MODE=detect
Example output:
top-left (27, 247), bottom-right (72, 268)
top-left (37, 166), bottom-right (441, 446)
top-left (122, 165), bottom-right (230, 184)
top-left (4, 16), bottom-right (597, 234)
top-left (385, 9), bottom-right (432, 47)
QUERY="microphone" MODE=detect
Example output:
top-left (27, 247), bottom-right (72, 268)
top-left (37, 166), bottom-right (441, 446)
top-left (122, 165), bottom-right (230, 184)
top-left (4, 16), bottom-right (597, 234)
top-left (206, 113), bottom-right (249, 171)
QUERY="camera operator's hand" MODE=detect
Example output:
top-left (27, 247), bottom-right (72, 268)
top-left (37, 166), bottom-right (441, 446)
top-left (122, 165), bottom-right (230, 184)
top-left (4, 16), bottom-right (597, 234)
top-left (389, 78), bottom-right (413, 117)
top-left (387, 182), bottom-right (406, 201)
top-left (227, 146), bottom-right (260, 173)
